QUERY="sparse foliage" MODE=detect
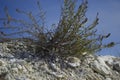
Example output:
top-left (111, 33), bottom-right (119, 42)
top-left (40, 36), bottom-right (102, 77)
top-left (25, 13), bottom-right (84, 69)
top-left (0, 0), bottom-right (115, 57)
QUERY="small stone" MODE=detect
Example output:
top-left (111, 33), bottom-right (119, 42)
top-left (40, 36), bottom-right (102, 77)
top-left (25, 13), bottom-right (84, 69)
top-left (11, 68), bottom-right (18, 73)
top-left (105, 77), bottom-right (112, 80)
top-left (0, 60), bottom-right (5, 66)
top-left (50, 63), bottom-right (60, 71)
top-left (17, 64), bottom-right (23, 71)
top-left (66, 57), bottom-right (81, 68)
top-left (82, 52), bottom-right (87, 56)
top-left (22, 66), bottom-right (28, 72)
top-left (10, 59), bottom-right (16, 63)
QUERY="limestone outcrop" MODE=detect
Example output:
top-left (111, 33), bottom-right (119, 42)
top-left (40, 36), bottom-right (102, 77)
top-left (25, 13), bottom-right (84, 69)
top-left (0, 41), bottom-right (120, 80)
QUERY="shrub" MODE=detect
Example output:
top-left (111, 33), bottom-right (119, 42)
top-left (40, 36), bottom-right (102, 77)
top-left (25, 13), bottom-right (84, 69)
top-left (0, 0), bottom-right (115, 57)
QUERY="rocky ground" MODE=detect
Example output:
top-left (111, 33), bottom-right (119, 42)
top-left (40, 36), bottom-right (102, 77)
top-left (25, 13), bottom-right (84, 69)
top-left (0, 41), bottom-right (120, 80)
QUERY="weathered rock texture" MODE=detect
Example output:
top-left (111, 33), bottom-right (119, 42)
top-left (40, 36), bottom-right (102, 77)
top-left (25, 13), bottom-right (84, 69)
top-left (0, 41), bottom-right (120, 80)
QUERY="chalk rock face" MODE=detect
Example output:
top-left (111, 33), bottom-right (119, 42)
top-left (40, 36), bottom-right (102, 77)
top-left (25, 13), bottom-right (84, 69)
top-left (91, 57), bottom-right (112, 75)
top-left (0, 41), bottom-right (120, 80)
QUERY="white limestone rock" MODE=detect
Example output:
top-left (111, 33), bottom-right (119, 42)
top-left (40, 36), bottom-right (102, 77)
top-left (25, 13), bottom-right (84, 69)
top-left (100, 55), bottom-right (115, 67)
top-left (105, 77), bottom-right (112, 80)
top-left (66, 57), bottom-right (81, 68)
top-left (50, 63), bottom-right (60, 71)
top-left (0, 41), bottom-right (120, 80)
top-left (91, 56), bottom-right (112, 75)
top-left (0, 60), bottom-right (6, 66)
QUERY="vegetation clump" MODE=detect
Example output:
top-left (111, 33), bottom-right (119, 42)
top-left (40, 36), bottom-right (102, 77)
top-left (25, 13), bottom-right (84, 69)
top-left (0, 0), bottom-right (115, 57)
